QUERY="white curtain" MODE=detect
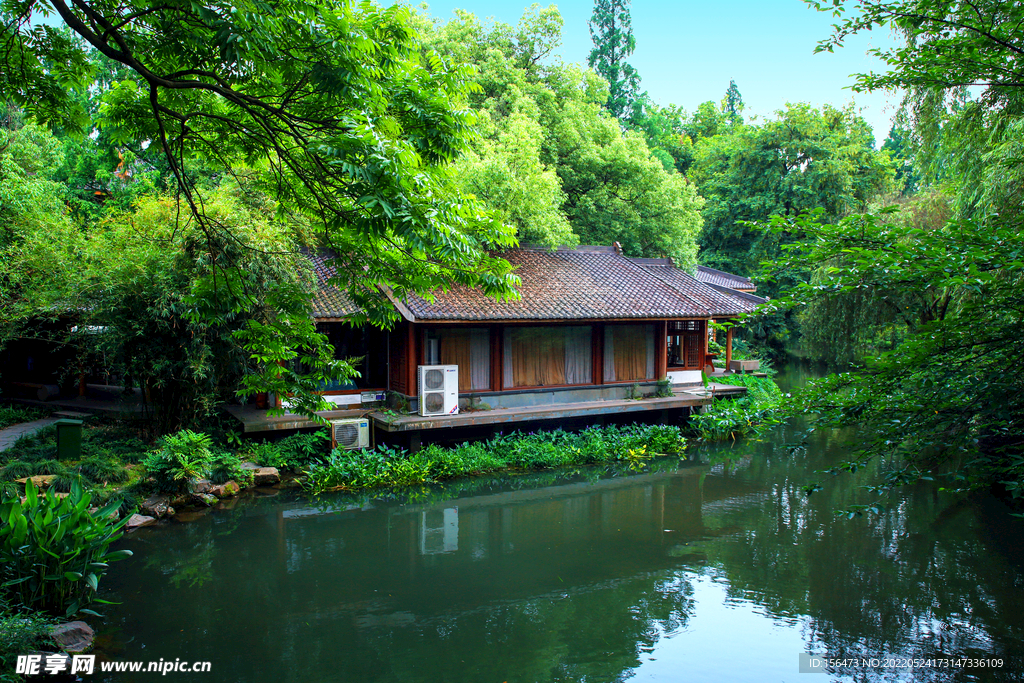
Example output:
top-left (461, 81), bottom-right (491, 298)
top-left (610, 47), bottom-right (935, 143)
top-left (604, 326), bottom-right (616, 382)
top-left (563, 326), bottom-right (592, 384)
top-left (605, 324), bottom-right (654, 382)
top-left (470, 328), bottom-right (489, 391)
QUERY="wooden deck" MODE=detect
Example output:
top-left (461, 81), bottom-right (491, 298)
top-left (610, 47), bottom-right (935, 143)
top-left (224, 382), bottom-right (747, 435)
top-left (223, 405), bottom-right (368, 433)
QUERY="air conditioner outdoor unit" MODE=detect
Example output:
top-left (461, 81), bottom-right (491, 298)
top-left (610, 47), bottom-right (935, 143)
top-left (331, 418), bottom-right (370, 451)
top-left (418, 364), bottom-right (459, 416)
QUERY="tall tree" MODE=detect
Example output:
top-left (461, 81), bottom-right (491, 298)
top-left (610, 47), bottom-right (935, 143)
top-left (587, 0), bottom-right (642, 121)
top-left (1, 0), bottom-right (521, 420)
top-left (763, 0), bottom-right (1024, 500)
top-left (421, 7), bottom-right (704, 268)
top-left (1, 0), bottom-right (519, 318)
top-left (722, 79), bottom-right (744, 124)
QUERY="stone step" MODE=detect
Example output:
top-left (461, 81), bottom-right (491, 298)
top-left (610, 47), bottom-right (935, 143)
top-left (51, 411), bottom-right (94, 419)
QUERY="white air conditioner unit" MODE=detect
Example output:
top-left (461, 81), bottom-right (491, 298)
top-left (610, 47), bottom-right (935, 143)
top-left (331, 418), bottom-right (370, 450)
top-left (418, 364), bottom-right (459, 416)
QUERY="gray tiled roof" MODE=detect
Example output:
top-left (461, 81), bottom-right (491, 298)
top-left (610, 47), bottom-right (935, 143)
top-left (308, 247), bottom-right (762, 322)
top-left (402, 248), bottom-right (758, 321)
top-left (308, 253), bottom-right (361, 320)
top-left (695, 265), bottom-right (756, 291)
top-left (637, 262), bottom-right (757, 317)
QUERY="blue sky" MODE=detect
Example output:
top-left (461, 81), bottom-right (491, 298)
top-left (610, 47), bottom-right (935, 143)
top-left (413, 0), bottom-right (903, 145)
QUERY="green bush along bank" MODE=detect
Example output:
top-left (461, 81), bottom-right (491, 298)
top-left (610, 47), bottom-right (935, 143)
top-left (303, 424), bottom-right (688, 494)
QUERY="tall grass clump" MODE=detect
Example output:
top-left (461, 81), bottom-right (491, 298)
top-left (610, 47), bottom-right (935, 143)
top-left (303, 424), bottom-right (687, 494)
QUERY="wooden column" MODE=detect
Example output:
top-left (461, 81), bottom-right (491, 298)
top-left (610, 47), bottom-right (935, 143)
top-left (406, 322), bottom-right (417, 397)
top-left (725, 325), bottom-right (733, 370)
top-left (491, 324), bottom-right (503, 391)
top-left (655, 320), bottom-right (668, 379)
top-left (702, 320), bottom-right (711, 372)
top-left (592, 323), bottom-right (604, 384)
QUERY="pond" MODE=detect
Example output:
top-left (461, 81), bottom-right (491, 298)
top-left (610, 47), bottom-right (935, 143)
top-left (96, 367), bottom-right (1024, 682)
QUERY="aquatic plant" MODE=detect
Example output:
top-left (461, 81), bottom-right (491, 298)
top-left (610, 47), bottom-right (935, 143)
top-left (690, 374), bottom-right (783, 441)
top-left (303, 424), bottom-right (688, 494)
top-left (0, 480), bottom-right (132, 617)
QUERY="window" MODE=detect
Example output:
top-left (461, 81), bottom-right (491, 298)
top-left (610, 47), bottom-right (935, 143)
top-left (423, 328), bottom-right (490, 392)
top-left (604, 324), bottom-right (655, 382)
top-left (667, 320), bottom-right (705, 370)
top-left (503, 326), bottom-right (592, 388)
top-left (317, 324), bottom-right (388, 390)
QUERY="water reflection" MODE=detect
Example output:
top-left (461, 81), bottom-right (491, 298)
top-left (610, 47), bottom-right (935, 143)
top-left (99, 421), bottom-right (1024, 682)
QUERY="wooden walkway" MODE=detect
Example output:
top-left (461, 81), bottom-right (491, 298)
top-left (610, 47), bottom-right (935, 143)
top-left (225, 382), bottom-right (747, 435)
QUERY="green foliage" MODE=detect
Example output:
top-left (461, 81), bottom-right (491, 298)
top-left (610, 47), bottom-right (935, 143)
top-left (692, 102), bottom-right (894, 278)
top-left (721, 79), bottom-right (744, 124)
top-left (73, 455), bottom-right (129, 485)
top-left (687, 102), bottom-right (894, 355)
top-left (793, 192), bottom-right (952, 364)
top-left (0, 480), bottom-right (131, 617)
top-left (422, 8), bottom-right (702, 267)
top-left (303, 424), bottom-right (688, 494)
top-left (755, 206), bottom-right (1024, 495)
top-left (587, 0), bottom-right (642, 121)
top-left (30, 460), bottom-right (67, 477)
top-left (244, 431), bottom-right (331, 472)
top-left (208, 451), bottom-right (249, 487)
top-left (0, 461), bottom-right (33, 481)
top-left (809, 1), bottom-right (1024, 222)
top-left (689, 374), bottom-right (783, 441)
top-left (0, 405), bottom-right (48, 430)
top-left (0, 609), bottom-right (55, 681)
top-left (2, 2), bottom-right (522, 431)
top-left (142, 430), bottom-right (213, 493)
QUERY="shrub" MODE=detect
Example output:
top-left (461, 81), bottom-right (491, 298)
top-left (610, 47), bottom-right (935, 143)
top-left (0, 609), bottom-right (55, 681)
top-left (245, 431), bottom-right (331, 472)
top-left (209, 450), bottom-right (250, 486)
top-left (0, 480), bottom-right (132, 617)
top-left (690, 374), bottom-right (783, 441)
top-left (142, 430), bottom-right (214, 493)
top-left (302, 424), bottom-right (689, 494)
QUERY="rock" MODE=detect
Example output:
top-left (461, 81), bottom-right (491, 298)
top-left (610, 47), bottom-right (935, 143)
top-left (252, 467), bottom-right (280, 486)
top-left (173, 510), bottom-right (209, 523)
top-left (209, 481), bottom-right (239, 498)
top-left (214, 497), bottom-right (240, 511)
top-left (15, 474), bottom-right (58, 489)
top-left (170, 493), bottom-right (193, 508)
top-left (191, 493), bottom-right (218, 507)
top-left (193, 479), bottom-right (214, 494)
top-left (50, 621), bottom-right (95, 654)
top-left (139, 495), bottom-right (173, 518)
top-left (125, 514), bottom-right (156, 530)
top-left (239, 461), bottom-right (260, 471)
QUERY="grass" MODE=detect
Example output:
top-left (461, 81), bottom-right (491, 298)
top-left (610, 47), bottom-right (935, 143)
top-left (0, 404), bottom-right (50, 431)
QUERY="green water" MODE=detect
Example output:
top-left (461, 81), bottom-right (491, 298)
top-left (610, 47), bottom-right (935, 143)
top-left (96, 370), bottom-right (1024, 682)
